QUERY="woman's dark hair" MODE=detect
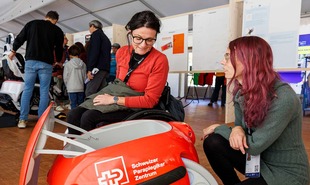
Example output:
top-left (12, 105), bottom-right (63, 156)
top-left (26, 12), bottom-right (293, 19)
top-left (68, 44), bottom-right (81, 57)
top-left (46, 11), bottom-right (59, 20)
top-left (74, 42), bottom-right (86, 53)
top-left (125, 10), bottom-right (161, 33)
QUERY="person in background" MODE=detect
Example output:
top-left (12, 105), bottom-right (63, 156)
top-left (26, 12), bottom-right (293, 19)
top-left (52, 34), bottom-right (69, 101)
top-left (208, 72), bottom-right (226, 107)
top-left (85, 20), bottom-right (111, 97)
top-left (67, 10), bottom-right (169, 134)
top-left (8, 11), bottom-right (64, 128)
top-left (74, 41), bottom-right (87, 64)
top-left (63, 45), bottom-right (86, 109)
top-left (107, 43), bottom-right (121, 83)
top-left (202, 36), bottom-right (309, 185)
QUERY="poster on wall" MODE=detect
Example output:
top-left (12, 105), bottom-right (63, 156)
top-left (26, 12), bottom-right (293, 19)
top-left (156, 15), bottom-right (188, 72)
top-left (160, 33), bottom-right (185, 54)
top-left (173, 33), bottom-right (185, 54)
top-left (298, 34), bottom-right (310, 67)
top-left (242, 0), bottom-right (302, 69)
top-left (192, 6), bottom-right (230, 71)
top-left (155, 15), bottom-right (188, 97)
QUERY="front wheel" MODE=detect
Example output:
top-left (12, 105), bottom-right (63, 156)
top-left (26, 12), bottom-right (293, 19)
top-left (182, 158), bottom-right (218, 185)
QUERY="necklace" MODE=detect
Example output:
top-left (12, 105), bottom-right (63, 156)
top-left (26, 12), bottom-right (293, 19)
top-left (133, 56), bottom-right (142, 61)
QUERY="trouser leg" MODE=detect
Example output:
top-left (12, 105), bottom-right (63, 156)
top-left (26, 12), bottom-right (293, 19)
top-left (67, 106), bottom-right (88, 135)
top-left (20, 61), bottom-right (37, 120)
top-left (85, 70), bottom-right (108, 97)
top-left (203, 133), bottom-right (245, 185)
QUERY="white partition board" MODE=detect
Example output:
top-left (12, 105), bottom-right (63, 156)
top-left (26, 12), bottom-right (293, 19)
top-left (242, 0), bottom-right (302, 68)
top-left (73, 26), bottom-right (113, 45)
top-left (167, 73), bottom-right (180, 97)
top-left (300, 17), bottom-right (310, 35)
top-left (192, 6), bottom-right (230, 71)
top-left (73, 30), bottom-right (89, 45)
top-left (102, 26), bottom-right (113, 43)
top-left (156, 15), bottom-right (189, 72)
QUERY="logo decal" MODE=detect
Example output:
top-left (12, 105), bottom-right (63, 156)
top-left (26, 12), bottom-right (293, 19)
top-left (95, 156), bottom-right (129, 185)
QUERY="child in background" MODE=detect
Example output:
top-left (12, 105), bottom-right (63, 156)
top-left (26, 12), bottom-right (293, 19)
top-left (63, 44), bottom-right (87, 109)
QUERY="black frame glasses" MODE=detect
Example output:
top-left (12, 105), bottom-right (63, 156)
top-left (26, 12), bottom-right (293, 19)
top-left (131, 34), bottom-right (156, 45)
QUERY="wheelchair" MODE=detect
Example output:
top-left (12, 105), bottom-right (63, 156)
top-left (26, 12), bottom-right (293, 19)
top-left (0, 33), bottom-right (62, 117)
top-left (20, 103), bottom-right (218, 185)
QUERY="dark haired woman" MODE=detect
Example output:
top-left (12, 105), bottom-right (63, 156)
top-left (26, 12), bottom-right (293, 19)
top-left (67, 10), bottom-right (169, 134)
top-left (202, 36), bottom-right (309, 185)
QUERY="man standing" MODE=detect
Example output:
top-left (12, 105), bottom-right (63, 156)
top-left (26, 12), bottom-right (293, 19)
top-left (86, 20), bottom-right (111, 97)
top-left (8, 11), bottom-right (64, 128)
top-left (208, 72), bottom-right (226, 107)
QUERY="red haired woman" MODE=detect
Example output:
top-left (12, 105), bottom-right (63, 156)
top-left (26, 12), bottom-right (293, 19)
top-left (202, 36), bottom-right (309, 185)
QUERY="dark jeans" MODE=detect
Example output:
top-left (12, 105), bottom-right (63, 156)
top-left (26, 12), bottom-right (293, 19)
top-left (203, 133), bottom-right (267, 185)
top-left (68, 92), bottom-right (85, 109)
top-left (67, 106), bottom-right (134, 135)
top-left (85, 70), bottom-right (108, 97)
top-left (210, 76), bottom-right (226, 105)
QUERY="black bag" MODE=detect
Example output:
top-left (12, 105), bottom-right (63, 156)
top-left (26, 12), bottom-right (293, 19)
top-left (0, 113), bottom-right (18, 128)
top-left (157, 83), bottom-right (185, 122)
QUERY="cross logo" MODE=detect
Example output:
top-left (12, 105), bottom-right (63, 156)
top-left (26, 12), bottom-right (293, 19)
top-left (94, 156), bottom-right (129, 185)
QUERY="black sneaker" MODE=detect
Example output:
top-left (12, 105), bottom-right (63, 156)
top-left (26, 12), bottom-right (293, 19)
top-left (208, 102), bottom-right (213, 106)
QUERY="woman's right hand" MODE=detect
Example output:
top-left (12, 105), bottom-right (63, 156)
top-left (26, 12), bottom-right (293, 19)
top-left (229, 126), bottom-right (248, 154)
top-left (201, 124), bottom-right (220, 140)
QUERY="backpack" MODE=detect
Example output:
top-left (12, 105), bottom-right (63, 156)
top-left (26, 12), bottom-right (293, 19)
top-left (157, 83), bottom-right (185, 122)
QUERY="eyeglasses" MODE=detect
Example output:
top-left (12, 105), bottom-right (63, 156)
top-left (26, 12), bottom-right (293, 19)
top-left (131, 35), bottom-right (156, 45)
top-left (224, 53), bottom-right (230, 62)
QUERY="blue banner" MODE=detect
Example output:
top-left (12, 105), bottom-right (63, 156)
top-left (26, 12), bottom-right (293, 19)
top-left (299, 34), bottom-right (310, 47)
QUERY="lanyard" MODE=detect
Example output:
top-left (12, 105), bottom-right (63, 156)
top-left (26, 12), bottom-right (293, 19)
top-left (245, 122), bottom-right (253, 135)
top-left (123, 56), bottom-right (145, 83)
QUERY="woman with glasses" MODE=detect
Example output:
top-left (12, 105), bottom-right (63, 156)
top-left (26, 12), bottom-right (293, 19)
top-left (67, 10), bottom-right (169, 134)
top-left (202, 36), bottom-right (309, 185)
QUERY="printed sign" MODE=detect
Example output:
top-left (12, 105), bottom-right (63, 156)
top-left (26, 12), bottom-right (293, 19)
top-left (131, 157), bottom-right (165, 181)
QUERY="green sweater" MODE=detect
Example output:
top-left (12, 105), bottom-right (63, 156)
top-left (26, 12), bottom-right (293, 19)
top-left (215, 81), bottom-right (309, 185)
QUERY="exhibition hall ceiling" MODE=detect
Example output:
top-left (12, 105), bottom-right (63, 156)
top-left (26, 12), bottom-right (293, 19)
top-left (0, 0), bottom-right (309, 54)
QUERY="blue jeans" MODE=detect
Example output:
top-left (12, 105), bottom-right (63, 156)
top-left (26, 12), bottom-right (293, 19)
top-left (68, 92), bottom-right (85, 109)
top-left (20, 60), bottom-right (52, 120)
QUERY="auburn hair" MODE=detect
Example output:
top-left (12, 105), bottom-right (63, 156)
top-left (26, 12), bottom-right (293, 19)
top-left (228, 36), bottom-right (280, 128)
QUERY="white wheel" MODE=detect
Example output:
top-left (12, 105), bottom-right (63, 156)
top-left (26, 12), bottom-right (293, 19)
top-left (182, 158), bottom-right (218, 185)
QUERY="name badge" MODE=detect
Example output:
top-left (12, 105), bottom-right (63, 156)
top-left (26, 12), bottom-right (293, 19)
top-left (245, 153), bottom-right (260, 178)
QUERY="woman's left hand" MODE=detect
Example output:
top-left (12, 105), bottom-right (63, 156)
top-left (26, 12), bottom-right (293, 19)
top-left (93, 94), bottom-right (114, 106)
top-left (201, 124), bottom-right (220, 140)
